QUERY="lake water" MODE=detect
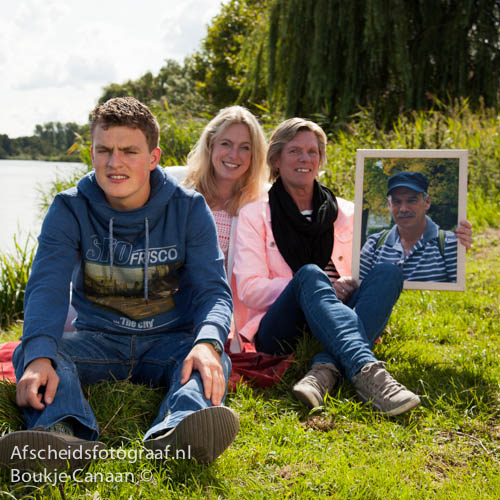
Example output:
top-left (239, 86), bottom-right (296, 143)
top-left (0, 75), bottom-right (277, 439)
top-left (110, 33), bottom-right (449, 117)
top-left (0, 160), bottom-right (84, 254)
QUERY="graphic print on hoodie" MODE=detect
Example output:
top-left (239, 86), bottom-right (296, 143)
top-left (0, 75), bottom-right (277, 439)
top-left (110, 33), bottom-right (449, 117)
top-left (84, 237), bottom-right (182, 320)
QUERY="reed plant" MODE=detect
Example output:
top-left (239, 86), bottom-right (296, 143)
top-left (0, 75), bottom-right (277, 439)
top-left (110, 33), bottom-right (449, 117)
top-left (36, 162), bottom-right (89, 215)
top-left (0, 237), bottom-right (36, 331)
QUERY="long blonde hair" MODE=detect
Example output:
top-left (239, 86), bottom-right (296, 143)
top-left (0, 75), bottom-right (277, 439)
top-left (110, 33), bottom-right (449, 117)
top-left (185, 106), bottom-right (268, 215)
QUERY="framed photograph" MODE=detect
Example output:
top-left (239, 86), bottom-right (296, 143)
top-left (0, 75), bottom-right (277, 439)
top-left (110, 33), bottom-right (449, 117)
top-left (351, 149), bottom-right (468, 291)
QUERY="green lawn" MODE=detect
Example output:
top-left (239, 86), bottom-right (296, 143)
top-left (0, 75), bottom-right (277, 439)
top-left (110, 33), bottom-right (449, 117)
top-left (0, 229), bottom-right (498, 499)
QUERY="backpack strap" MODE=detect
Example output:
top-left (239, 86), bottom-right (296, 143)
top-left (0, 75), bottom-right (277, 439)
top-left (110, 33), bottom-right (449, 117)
top-left (375, 230), bottom-right (390, 250)
top-left (376, 228), bottom-right (445, 257)
top-left (438, 229), bottom-right (445, 258)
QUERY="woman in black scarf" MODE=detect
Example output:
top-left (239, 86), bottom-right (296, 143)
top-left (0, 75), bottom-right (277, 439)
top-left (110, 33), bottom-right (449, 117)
top-left (232, 118), bottom-right (420, 416)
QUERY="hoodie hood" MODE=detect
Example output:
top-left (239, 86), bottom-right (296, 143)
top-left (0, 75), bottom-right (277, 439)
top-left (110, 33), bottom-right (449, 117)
top-left (76, 166), bottom-right (179, 299)
top-left (77, 166), bottom-right (178, 233)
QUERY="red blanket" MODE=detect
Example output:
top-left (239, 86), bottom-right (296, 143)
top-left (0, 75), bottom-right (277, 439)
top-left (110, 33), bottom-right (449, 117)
top-left (0, 341), bottom-right (20, 382)
top-left (0, 340), bottom-right (291, 389)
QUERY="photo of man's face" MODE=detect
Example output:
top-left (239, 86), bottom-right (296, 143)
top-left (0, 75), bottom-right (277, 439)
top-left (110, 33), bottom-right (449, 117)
top-left (388, 188), bottom-right (430, 231)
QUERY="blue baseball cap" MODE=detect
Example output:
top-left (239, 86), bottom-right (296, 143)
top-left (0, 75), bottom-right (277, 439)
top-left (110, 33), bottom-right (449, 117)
top-left (387, 171), bottom-right (429, 196)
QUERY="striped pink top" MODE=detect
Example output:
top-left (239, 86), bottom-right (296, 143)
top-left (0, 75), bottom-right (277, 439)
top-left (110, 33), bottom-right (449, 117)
top-left (212, 209), bottom-right (232, 267)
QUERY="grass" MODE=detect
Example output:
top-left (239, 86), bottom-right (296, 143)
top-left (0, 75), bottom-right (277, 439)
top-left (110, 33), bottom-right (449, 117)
top-left (0, 238), bottom-right (36, 331)
top-left (0, 228), bottom-right (498, 498)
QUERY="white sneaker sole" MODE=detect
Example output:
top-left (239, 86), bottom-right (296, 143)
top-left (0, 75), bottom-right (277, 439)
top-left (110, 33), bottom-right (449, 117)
top-left (357, 392), bottom-right (421, 416)
top-left (292, 384), bottom-right (323, 408)
top-left (380, 394), bottom-right (421, 416)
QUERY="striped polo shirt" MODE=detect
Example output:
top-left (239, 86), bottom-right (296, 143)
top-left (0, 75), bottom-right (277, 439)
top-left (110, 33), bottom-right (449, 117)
top-left (359, 216), bottom-right (457, 282)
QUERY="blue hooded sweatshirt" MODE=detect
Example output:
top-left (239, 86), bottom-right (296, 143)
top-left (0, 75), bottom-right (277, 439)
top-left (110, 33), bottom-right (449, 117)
top-left (21, 166), bottom-right (233, 369)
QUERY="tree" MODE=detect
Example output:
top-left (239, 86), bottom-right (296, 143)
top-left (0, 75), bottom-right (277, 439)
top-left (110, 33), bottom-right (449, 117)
top-left (0, 134), bottom-right (11, 158)
top-left (33, 122), bottom-right (84, 154)
top-left (99, 72), bottom-right (158, 104)
top-left (99, 59), bottom-right (208, 115)
top-left (262, 0), bottom-right (500, 126)
top-left (97, 2), bottom-right (269, 113)
top-left (0, 122), bottom-right (84, 160)
top-left (188, 0), bottom-right (269, 108)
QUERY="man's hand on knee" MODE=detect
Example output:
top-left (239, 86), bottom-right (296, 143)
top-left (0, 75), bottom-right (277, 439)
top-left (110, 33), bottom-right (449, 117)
top-left (181, 343), bottom-right (225, 406)
top-left (16, 357), bottom-right (59, 410)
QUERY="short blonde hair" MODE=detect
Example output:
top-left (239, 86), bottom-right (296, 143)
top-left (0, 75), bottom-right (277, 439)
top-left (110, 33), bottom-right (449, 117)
top-left (185, 106), bottom-right (268, 216)
top-left (267, 118), bottom-right (327, 181)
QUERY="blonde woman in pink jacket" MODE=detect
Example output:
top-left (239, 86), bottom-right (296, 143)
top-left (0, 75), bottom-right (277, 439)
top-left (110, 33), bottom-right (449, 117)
top-left (233, 118), bottom-right (421, 416)
top-left (185, 106), bottom-right (269, 352)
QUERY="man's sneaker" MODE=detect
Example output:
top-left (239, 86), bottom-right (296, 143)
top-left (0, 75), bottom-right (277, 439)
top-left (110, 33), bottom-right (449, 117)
top-left (352, 361), bottom-right (421, 416)
top-left (292, 363), bottom-right (341, 408)
top-left (143, 406), bottom-right (239, 464)
top-left (0, 428), bottom-right (106, 471)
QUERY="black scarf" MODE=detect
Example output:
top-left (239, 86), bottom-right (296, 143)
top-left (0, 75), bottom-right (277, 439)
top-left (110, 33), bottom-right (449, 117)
top-left (268, 178), bottom-right (338, 273)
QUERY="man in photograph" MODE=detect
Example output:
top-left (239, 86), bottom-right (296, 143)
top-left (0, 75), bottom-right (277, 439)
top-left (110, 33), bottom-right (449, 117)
top-left (359, 171), bottom-right (471, 282)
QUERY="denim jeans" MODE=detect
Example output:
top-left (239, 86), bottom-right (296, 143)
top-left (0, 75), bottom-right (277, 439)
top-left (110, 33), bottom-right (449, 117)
top-left (255, 263), bottom-right (403, 380)
top-left (13, 331), bottom-right (232, 441)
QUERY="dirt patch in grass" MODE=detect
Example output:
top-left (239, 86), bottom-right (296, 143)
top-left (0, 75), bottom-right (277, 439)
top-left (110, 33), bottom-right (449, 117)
top-left (302, 415), bottom-right (338, 432)
top-left (275, 465), bottom-right (300, 481)
top-left (471, 227), bottom-right (500, 260)
top-left (424, 451), bottom-right (470, 483)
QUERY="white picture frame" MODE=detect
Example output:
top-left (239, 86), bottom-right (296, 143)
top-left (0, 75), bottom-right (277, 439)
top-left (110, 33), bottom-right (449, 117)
top-left (352, 149), bottom-right (468, 291)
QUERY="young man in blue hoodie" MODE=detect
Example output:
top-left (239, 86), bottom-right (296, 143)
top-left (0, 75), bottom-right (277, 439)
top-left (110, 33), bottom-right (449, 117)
top-left (0, 97), bottom-right (238, 470)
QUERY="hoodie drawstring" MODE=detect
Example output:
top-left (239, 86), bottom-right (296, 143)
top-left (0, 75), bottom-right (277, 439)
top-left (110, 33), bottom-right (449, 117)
top-left (109, 217), bottom-right (114, 279)
top-left (144, 217), bottom-right (149, 301)
top-left (108, 216), bottom-right (150, 301)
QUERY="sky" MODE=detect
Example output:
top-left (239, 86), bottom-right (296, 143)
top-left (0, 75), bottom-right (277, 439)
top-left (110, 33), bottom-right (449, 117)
top-left (0, 0), bottom-right (225, 138)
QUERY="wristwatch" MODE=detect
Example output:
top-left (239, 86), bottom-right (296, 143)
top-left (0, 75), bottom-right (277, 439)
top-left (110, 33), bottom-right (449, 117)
top-left (196, 339), bottom-right (223, 355)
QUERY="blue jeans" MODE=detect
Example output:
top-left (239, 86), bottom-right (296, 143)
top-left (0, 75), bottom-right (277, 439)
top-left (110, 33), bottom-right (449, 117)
top-left (13, 331), bottom-right (232, 441)
top-left (255, 263), bottom-right (403, 380)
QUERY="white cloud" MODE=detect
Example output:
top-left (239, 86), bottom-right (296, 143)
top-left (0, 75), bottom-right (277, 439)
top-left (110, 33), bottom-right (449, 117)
top-left (15, 54), bottom-right (118, 91)
top-left (67, 55), bottom-right (118, 85)
top-left (0, 85), bottom-right (102, 137)
top-left (161, 0), bottom-right (222, 58)
top-left (13, 0), bottom-right (69, 32)
top-left (0, 0), bottom-right (225, 138)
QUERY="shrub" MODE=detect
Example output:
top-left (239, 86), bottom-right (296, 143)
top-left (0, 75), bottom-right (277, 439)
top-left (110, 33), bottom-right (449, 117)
top-left (0, 237), bottom-right (36, 330)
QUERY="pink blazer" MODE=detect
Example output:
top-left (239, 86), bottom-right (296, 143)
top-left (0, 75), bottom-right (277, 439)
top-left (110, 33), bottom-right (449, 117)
top-left (233, 193), bottom-right (354, 343)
